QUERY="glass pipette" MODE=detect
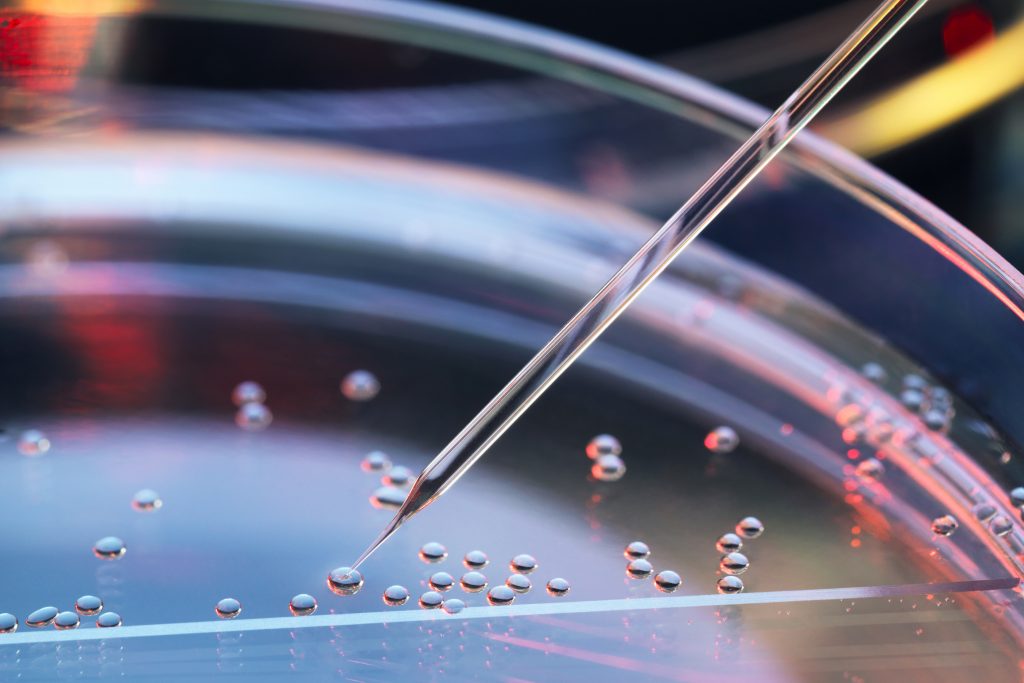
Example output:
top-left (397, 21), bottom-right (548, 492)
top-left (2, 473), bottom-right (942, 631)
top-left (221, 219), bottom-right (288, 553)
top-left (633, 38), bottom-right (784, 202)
top-left (351, 0), bottom-right (929, 570)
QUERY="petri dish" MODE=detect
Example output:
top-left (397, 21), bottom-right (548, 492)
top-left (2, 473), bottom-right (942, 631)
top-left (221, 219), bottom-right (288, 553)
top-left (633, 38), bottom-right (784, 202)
top-left (0, 1), bottom-right (1022, 681)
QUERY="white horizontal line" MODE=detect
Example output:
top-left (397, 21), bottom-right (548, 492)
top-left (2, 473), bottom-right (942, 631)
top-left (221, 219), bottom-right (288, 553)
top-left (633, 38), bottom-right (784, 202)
top-left (0, 577), bottom-right (1015, 646)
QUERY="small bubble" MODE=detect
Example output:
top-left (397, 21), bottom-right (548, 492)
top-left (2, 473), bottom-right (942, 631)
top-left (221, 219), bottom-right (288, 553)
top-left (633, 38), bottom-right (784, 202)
top-left (855, 458), bottom-right (885, 481)
top-left (231, 381), bottom-right (266, 406)
top-left (510, 554), bottom-right (538, 574)
top-left (715, 533), bottom-right (743, 553)
top-left (624, 541), bottom-right (650, 560)
top-left (53, 611), bottom-right (80, 630)
top-left (505, 574), bottom-right (531, 594)
top-left (361, 451), bottom-right (391, 473)
top-left (74, 595), bottom-right (102, 616)
top-left (371, 486), bottom-right (407, 510)
top-left (463, 550), bottom-right (489, 568)
top-left (327, 567), bottom-right (363, 596)
top-left (626, 559), bottom-right (653, 579)
top-left (546, 578), bottom-right (570, 596)
top-left (736, 517), bottom-right (764, 539)
top-left (990, 515), bottom-right (1013, 537)
top-left (429, 571), bottom-right (455, 592)
top-left (900, 389), bottom-right (925, 412)
top-left (972, 502), bottom-right (997, 522)
top-left (487, 585), bottom-right (515, 606)
top-left (704, 426), bottom-right (739, 454)
top-left (132, 489), bottom-right (162, 512)
top-left (460, 571), bottom-right (488, 593)
top-left (215, 598), bottom-right (242, 619)
top-left (861, 362), bottom-right (887, 383)
top-left (931, 514), bottom-right (958, 536)
top-left (17, 429), bottom-right (50, 457)
top-left (95, 612), bottom-right (122, 628)
top-left (717, 576), bottom-right (744, 594)
top-left (25, 607), bottom-right (58, 628)
top-left (591, 454), bottom-right (626, 482)
top-left (93, 536), bottom-right (126, 560)
top-left (289, 594), bottom-right (317, 616)
top-left (442, 598), bottom-right (466, 615)
top-left (383, 585), bottom-right (410, 607)
top-left (235, 403), bottom-right (272, 431)
top-left (1010, 486), bottom-right (1024, 508)
top-left (585, 434), bottom-right (622, 459)
top-left (418, 591), bottom-right (443, 609)
top-left (341, 370), bottom-right (380, 402)
top-left (382, 465), bottom-right (413, 488)
top-left (419, 542), bottom-right (449, 563)
top-left (0, 613), bottom-right (16, 634)
top-left (654, 570), bottom-right (682, 593)
top-left (719, 552), bottom-right (749, 575)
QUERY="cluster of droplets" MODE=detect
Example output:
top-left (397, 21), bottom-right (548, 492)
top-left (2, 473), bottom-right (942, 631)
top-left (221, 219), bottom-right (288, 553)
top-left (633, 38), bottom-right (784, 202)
top-left (621, 541), bottom-right (682, 594)
top-left (712, 516), bottom-right (764, 594)
top-left (361, 450), bottom-right (416, 511)
top-left (1, 595), bottom-right (121, 633)
top-left (586, 434), bottom-right (626, 482)
top-left (232, 380), bottom-right (273, 432)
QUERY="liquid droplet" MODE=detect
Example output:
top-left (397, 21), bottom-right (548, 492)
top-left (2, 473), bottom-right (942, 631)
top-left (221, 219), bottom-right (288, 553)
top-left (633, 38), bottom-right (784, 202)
top-left (1010, 486), bottom-right (1024, 508)
top-left (328, 567), bottom-right (363, 596)
top-left (429, 571), bottom-right (455, 592)
top-left (95, 612), bottom-right (122, 628)
top-left (510, 554), bottom-right (538, 574)
top-left (717, 576), bottom-right (744, 594)
top-left (903, 374), bottom-right (928, 391)
top-left (341, 370), bottom-right (380, 402)
top-left (591, 454), bottom-right (626, 482)
top-left (74, 595), bottom-right (103, 616)
top-left (232, 381), bottom-right (266, 406)
top-left (715, 533), bottom-right (743, 553)
top-left (932, 514), bottom-right (959, 536)
top-left (235, 403), bottom-right (272, 431)
top-left (382, 465), bottom-right (413, 488)
top-left (289, 594), bottom-right (317, 616)
top-left (215, 598), bottom-right (242, 619)
top-left (371, 486), bottom-right (407, 509)
top-left (460, 571), bottom-right (488, 593)
top-left (53, 611), bottom-right (80, 630)
top-left (93, 536), bottom-right (126, 560)
top-left (132, 489), bottom-right (162, 512)
top-left (855, 458), bottom-right (885, 480)
top-left (442, 598), bottom-right (466, 615)
top-left (383, 585), bottom-right (410, 606)
top-left (25, 606), bottom-right (58, 628)
top-left (923, 409), bottom-right (949, 432)
top-left (546, 578), bottom-right (571, 596)
top-left (719, 552), bottom-right (749, 575)
top-left (419, 542), bottom-right (448, 564)
top-left (626, 559), bottom-right (653, 579)
top-left (0, 614), bottom-right (16, 634)
top-left (463, 550), bottom-right (489, 569)
top-left (585, 434), bottom-right (622, 459)
top-left (17, 429), bottom-right (50, 457)
top-left (972, 502), bottom-right (997, 522)
top-left (735, 517), bottom-right (764, 539)
top-left (505, 574), bottom-right (532, 594)
top-left (418, 591), bottom-right (443, 609)
top-left (990, 515), bottom-right (1013, 537)
top-left (861, 362), bottom-right (887, 383)
top-left (900, 389), bottom-right (925, 411)
top-left (623, 541), bottom-right (650, 560)
top-left (487, 585), bottom-right (515, 606)
top-left (654, 570), bottom-right (682, 593)
top-left (361, 451), bottom-right (391, 472)
top-left (704, 426), bottom-right (739, 454)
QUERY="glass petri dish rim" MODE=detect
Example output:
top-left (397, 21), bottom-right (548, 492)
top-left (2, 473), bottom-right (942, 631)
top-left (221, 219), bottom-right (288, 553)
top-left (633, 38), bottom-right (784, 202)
top-left (51, 0), bottom-right (1024, 324)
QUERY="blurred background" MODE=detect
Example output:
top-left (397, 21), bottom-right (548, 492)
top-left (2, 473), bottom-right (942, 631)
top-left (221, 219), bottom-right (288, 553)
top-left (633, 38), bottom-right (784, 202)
top-left (1, 0), bottom-right (1022, 262)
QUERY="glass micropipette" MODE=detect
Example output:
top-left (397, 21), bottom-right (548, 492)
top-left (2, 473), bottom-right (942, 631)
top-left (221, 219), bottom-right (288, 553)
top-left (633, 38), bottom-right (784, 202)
top-left (350, 0), bottom-right (930, 571)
